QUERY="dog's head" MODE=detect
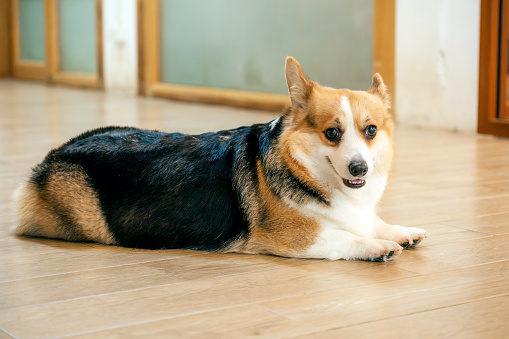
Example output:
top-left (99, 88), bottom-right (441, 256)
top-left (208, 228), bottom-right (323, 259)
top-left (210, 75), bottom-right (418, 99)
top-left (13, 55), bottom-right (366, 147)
top-left (280, 57), bottom-right (393, 194)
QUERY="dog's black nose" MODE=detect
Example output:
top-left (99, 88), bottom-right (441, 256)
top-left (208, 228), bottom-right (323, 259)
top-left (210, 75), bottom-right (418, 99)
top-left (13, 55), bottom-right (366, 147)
top-left (349, 161), bottom-right (368, 177)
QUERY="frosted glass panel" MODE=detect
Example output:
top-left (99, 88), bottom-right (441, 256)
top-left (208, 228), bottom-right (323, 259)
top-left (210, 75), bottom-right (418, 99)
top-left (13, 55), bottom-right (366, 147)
top-left (160, 0), bottom-right (373, 94)
top-left (18, 0), bottom-right (45, 61)
top-left (58, 0), bottom-right (96, 74)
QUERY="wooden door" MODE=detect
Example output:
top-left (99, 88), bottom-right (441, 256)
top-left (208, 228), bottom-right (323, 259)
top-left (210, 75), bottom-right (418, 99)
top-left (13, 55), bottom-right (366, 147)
top-left (478, 0), bottom-right (509, 137)
top-left (0, 0), bottom-right (11, 77)
top-left (9, 0), bottom-right (103, 88)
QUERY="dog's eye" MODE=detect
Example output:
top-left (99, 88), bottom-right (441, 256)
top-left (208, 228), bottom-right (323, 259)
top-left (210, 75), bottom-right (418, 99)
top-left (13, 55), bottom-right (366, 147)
top-left (324, 128), bottom-right (341, 142)
top-left (365, 125), bottom-right (377, 139)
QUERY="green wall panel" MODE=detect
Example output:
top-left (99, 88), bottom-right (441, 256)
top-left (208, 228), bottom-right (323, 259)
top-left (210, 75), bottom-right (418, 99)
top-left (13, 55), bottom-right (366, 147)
top-left (18, 0), bottom-right (45, 62)
top-left (160, 0), bottom-right (373, 94)
top-left (58, 0), bottom-right (96, 74)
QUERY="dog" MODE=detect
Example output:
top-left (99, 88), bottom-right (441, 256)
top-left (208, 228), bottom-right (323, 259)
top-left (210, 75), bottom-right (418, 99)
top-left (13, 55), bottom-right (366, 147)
top-left (14, 57), bottom-right (427, 261)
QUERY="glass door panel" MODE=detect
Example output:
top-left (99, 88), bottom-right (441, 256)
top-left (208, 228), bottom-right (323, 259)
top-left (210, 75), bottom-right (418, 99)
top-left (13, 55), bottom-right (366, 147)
top-left (18, 0), bottom-right (45, 62)
top-left (57, 0), bottom-right (97, 74)
top-left (159, 0), bottom-right (374, 95)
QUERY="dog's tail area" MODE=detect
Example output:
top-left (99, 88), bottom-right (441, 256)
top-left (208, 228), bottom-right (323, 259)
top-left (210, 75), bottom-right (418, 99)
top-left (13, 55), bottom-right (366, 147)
top-left (13, 171), bottom-right (116, 245)
top-left (13, 180), bottom-right (60, 239)
top-left (13, 180), bottom-right (84, 241)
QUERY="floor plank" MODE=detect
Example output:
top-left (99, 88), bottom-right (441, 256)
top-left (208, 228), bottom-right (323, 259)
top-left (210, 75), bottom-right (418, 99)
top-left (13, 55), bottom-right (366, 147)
top-left (257, 260), bottom-right (509, 334)
top-left (70, 305), bottom-right (314, 339)
top-left (409, 223), bottom-right (492, 247)
top-left (0, 262), bottom-right (415, 338)
top-left (0, 238), bottom-right (197, 283)
top-left (443, 212), bottom-right (509, 235)
top-left (298, 294), bottom-right (509, 339)
top-left (0, 330), bottom-right (14, 339)
top-left (0, 264), bottom-right (184, 310)
top-left (379, 195), bottom-right (509, 227)
top-left (393, 234), bottom-right (509, 275)
top-left (143, 252), bottom-right (311, 281)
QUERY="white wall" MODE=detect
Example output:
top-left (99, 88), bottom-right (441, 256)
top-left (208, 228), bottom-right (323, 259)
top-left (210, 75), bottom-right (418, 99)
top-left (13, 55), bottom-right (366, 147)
top-left (102, 0), bottom-right (138, 94)
top-left (395, 0), bottom-right (480, 133)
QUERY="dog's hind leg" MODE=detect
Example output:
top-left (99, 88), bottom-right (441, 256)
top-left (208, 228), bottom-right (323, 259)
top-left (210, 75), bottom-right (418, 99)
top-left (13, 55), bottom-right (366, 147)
top-left (14, 180), bottom-right (65, 240)
top-left (13, 165), bottom-right (116, 245)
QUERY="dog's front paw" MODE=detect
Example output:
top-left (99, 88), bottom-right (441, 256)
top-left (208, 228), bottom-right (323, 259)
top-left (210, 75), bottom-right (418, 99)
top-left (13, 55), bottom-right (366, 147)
top-left (377, 224), bottom-right (428, 249)
top-left (398, 227), bottom-right (428, 249)
top-left (363, 239), bottom-right (403, 262)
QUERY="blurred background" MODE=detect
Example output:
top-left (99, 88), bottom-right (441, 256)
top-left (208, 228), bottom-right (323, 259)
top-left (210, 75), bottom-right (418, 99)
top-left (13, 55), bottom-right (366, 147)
top-left (1, 3), bottom-right (509, 337)
top-left (0, 0), bottom-right (507, 138)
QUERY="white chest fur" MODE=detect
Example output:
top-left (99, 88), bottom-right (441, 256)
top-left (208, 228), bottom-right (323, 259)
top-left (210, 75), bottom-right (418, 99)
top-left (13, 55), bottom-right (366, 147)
top-left (288, 173), bottom-right (387, 239)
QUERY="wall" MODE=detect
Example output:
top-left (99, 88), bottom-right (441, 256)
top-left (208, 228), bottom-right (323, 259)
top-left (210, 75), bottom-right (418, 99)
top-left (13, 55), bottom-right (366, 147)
top-left (102, 0), bottom-right (137, 94)
top-left (395, 0), bottom-right (480, 133)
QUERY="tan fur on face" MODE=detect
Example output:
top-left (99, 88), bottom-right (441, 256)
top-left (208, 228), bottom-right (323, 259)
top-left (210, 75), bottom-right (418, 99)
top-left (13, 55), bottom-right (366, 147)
top-left (295, 84), bottom-right (392, 148)
top-left (283, 57), bottom-right (393, 182)
top-left (278, 127), bottom-right (331, 200)
top-left (348, 90), bottom-right (394, 174)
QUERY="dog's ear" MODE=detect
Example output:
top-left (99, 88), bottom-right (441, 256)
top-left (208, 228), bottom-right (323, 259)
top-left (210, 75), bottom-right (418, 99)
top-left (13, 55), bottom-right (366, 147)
top-left (368, 73), bottom-right (390, 109)
top-left (285, 57), bottom-right (314, 110)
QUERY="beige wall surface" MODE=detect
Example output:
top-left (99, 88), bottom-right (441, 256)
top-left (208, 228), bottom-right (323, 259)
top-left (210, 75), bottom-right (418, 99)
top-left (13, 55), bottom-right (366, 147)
top-left (395, 0), bottom-right (481, 133)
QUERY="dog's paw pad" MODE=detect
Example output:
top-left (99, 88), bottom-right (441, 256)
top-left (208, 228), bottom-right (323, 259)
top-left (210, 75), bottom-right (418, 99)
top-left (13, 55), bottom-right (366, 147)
top-left (405, 237), bottom-right (424, 248)
top-left (398, 228), bottom-right (427, 249)
top-left (400, 241), bottom-right (411, 249)
top-left (361, 239), bottom-right (403, 262)
top-left (370, 250), bottom-right (396, 262)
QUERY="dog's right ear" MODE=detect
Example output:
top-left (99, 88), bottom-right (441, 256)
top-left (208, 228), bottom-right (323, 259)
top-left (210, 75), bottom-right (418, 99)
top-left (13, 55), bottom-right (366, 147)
top-left (368, 73), bottom-right (391, 110)
top-left (285, 57), bottom-right (314, 110)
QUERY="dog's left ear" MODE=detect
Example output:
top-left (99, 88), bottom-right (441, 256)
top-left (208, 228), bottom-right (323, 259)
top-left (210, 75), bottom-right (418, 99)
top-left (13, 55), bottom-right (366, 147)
top-left (368, 73), bottom-right (390, 109)
top-left (285, 56), bottom-right (314, 111)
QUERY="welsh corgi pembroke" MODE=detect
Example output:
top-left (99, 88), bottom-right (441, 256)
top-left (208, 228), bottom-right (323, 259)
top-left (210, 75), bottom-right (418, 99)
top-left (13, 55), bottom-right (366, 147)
top-left (14, 57), bottom-right (427, 261)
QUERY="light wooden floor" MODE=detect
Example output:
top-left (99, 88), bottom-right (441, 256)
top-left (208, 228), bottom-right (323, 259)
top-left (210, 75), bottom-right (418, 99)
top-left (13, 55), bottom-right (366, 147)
top-left (1, 80), bottom-right (509, 338)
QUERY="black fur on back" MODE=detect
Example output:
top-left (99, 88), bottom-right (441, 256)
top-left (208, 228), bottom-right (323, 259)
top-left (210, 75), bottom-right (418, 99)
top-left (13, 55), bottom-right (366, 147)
top-left (29, 117), bottom-right (327, 251)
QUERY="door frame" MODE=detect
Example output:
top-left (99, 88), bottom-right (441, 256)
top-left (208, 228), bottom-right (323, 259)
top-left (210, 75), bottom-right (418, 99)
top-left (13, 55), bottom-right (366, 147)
top-left (9, 0), bottom-right (103, 88)
top-left (138, 1), bottom-right (289, 110)
top-left (478, 0), bottom-right (509, 137)
top-left (10, 0), bottom-right (47, 80)
top-left (0, 0), bottom-right (12, 78)
top-left (373, 0), bottom-right (395, 115)
top-left (46, 0), bottom-right (103, 88)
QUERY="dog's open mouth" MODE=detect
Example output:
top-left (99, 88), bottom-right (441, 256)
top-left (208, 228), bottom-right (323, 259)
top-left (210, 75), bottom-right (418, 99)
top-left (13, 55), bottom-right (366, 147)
top-left (327, 157), bottom-right (367, 189)
top-left (343, 178), bottom-right (366, 189)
